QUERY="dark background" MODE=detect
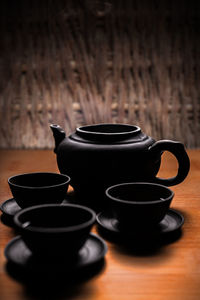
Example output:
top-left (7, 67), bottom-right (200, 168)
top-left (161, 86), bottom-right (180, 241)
top-left (0, 0), bottom-right (199, 148)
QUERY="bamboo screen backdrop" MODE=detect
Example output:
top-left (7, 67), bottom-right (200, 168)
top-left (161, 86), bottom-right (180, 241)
top-left (0, 0), bottom-right (200, 149)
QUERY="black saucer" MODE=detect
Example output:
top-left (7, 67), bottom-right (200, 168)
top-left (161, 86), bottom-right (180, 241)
top-left (5, 233), bottom-right (107, 273)
top-left (96, 209), bottom-right (184, 238)
top-left (0, 198), bottom-right (20, 217)
top-left (0, 197), bottom-right (80, 229)
top-left (0, 197), bottom-right (74, 218)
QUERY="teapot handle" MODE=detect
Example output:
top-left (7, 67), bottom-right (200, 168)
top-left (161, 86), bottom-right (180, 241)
top-left (148, 140), bottom-right (190, 186)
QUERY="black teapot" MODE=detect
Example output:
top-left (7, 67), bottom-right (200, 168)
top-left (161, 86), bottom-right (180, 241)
top-left (50, 123), bottom-right (190, 208)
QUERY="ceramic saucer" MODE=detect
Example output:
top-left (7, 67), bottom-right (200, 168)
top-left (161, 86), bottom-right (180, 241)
top-left (0, 197), bottom-right (73, 218)
top-left (0, 198), bottom-right (20, 217)
top-left (5, 233), bottom-right (107, 273)
top-left (96, 209), bottom-right (184, 238)
top-left (0, 198), bottom-right (74, 228)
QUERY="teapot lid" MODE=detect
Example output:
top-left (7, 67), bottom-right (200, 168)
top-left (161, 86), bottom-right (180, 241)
top-left (76, 124), bottom-right (141, 140)
top-left (70, 123), bottom-right (151, 145)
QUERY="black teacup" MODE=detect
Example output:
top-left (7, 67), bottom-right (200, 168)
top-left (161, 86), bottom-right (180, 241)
top-left (8, 172), bottom-right (71, 208)
top-left (13, 204), bottom-right (96, 257)
top-left (106, 182), bottom-right (174, 228)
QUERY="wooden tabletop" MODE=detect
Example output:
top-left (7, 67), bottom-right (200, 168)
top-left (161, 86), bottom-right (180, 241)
top-left (0, 149), bottom-right (200, 300)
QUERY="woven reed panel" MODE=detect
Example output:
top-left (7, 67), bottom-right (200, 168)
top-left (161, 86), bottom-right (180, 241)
top-left (0, 0), bottom-right (200, 148)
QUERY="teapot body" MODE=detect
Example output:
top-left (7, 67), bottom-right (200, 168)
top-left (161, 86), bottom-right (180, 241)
top-left (51, 124), bottom-right (190, 209)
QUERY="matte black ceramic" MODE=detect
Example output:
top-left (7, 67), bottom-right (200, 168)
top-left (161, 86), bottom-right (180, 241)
top-left (8, 172), bottom-right (71, 208)
top-left (50, 123), bottom-right (190, 207)
top-left (0, 198), bottom-right (21, 217)
top-left (13, 204), bottom-right (96, 256)
top-left (0, 198), bottom-right (21, 227)
top-left (105, 182), bottom-right (174, 227)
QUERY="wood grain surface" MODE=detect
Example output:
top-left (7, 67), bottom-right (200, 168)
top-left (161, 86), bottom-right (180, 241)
top-left (0, 149), bottom-right (200, 300)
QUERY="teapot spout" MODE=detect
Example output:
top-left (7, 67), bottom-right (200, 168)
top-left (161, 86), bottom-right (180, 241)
top-left (50, 124), bottom-right (66, 153)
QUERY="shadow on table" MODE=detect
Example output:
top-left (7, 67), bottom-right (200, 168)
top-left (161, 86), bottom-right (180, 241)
top-left (5, 258), bottom-right (105, 300)
top-left (97, 226), bottom-right (183, 257)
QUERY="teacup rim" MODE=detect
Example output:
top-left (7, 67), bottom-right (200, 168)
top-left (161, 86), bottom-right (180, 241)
top-left (8, 172), bottom-right (71, 190)
top-left (106, 182), bottom-right (174, 205)
top-left (14, 203), bottom-right (96, 233)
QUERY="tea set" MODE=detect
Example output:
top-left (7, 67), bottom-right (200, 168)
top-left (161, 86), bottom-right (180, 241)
top-left (1, 123), bottom-right (190, 273)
